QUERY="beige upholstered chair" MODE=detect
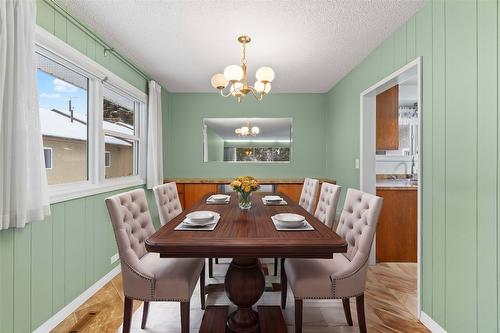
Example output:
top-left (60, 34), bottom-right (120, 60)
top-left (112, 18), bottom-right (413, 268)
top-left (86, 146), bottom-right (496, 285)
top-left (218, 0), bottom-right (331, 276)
top-left (273, 178), bottom-right (320, 277)
top-left (281, 188), bottom-right (383, 333)
top-left (153, 182), bottom-right (218, 279)
top-left (314, 182), bottom-right (342, 229)
top-left (153, 182), bottom-right (183, 226)
top-left (298, 178), bottom-right (319, 213)
top-left (105, 189), bottom-right (205, 333)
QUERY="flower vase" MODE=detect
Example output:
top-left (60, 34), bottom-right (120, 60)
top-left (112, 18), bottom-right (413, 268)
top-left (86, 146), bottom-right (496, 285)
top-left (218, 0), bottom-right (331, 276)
top-left (238, 192), bottom-right (252, 210)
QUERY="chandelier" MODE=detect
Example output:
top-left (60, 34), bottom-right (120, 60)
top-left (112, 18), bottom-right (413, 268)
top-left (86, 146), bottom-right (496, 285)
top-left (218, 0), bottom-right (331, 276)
top-left (211, 35), bottom-right (275, 102)
top-left (235, 123), bottom-right (260, 136)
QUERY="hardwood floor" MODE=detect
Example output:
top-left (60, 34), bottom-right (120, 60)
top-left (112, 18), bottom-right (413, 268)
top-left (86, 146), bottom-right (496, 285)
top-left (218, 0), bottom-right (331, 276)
top-left (51, 261), bottom-right (427, 333)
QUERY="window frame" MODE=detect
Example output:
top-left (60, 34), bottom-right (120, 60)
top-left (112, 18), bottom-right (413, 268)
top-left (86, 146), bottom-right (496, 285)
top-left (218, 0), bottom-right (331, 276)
top-left (36, 26), bottom-right (148, 204)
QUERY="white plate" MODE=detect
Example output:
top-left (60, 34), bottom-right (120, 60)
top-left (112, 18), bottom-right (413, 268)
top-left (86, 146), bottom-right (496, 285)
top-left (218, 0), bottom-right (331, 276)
top-left (210, 194), bottom-right (230, 201)
top-left (276, 221), bottom-right (307, 229)
top-left (273, 213), bottom-right (305, 228)
top-left (264, 195), bottom-right (283, 202)
top-left (183, 220), bottom-right (217, 227)
top-left (186, 211), bottom-right (216, 223)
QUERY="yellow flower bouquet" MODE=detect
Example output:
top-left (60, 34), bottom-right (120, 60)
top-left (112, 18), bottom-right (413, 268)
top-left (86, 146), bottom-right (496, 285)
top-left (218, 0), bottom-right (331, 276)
top-left (230, 176), bottom-right (260, 210)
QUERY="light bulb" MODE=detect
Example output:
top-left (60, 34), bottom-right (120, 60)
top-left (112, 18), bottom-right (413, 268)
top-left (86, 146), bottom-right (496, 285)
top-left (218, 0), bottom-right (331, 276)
top-left (251, 126), bottom-right (260, 135)
top-left (254, 81), bottom-right (265, 93)
top-left (231, 82), bottom-right (243, 96)
top-left (264, 82), bottom-right (271, 94)
top-left (224, 65), bottom-right (244, 82)
top-left (211, 73), bottom-right (228, 89)
top-left (241, 126), bottom-right (249, 135)
top-left (256, 66), bottom-right (275, 83)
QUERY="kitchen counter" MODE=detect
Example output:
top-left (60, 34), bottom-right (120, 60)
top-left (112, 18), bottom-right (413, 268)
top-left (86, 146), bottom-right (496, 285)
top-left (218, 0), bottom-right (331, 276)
top-left (376, 179), bottom-right (417, 190)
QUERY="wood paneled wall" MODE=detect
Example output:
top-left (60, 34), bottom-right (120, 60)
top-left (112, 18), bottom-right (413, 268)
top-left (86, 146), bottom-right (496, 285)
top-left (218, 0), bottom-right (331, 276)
top-left (326, 1), bottom-right (499, 332)
top-left (0, 2), bottom-right (154, 332)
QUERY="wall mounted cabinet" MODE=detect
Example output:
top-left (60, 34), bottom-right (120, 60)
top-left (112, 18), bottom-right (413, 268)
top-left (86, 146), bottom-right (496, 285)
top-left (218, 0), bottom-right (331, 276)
top-left (376, 85), bottom-right (399, 151)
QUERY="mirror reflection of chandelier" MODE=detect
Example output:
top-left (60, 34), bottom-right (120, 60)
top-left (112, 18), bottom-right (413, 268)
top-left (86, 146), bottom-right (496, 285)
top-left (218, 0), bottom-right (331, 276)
top-left (211, 35), bottom-right (275, 103)
top-left (235, 123), bottom-right (260, 136)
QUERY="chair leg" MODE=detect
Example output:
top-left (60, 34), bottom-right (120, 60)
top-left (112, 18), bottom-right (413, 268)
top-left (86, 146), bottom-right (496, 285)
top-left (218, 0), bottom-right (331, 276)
top-left (200, 264), bottom-right (206, 310)
top-left (215, 258), bottom-right (219, 264)
top-left (208, 258), bottom-right (213, 278)
top-left (281, 258), bottom-right (287, 309)
top-left (342, 298), bottom-right (353, 326)
top-left (180, 301), bottom-right (190, 333)
top-left (294, 299), bottom-right (303, 333)
top-left (122, 296), bottom-right (133, 333)
top-left (141, 301), bottom-right (149, 329)
top-left (356, 294), bottom-right (367, 333)
top-left (274, 257), bottom-right (279, 276)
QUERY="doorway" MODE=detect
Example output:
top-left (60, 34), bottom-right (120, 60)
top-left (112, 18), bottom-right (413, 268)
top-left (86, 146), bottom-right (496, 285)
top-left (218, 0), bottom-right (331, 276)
top-left (359, 57), bottom-right (422, 318)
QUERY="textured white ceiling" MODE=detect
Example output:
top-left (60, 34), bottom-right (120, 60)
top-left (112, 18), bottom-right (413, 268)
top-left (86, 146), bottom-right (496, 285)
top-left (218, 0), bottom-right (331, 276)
top-left (58, 0), bottom-right (424, 93)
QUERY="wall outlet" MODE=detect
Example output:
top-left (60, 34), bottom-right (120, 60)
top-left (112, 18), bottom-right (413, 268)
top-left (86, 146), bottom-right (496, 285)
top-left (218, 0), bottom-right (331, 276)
top-left (355, 158), bottom-right (360, 169)
top-left (110, 253), bottom-right (119, 265)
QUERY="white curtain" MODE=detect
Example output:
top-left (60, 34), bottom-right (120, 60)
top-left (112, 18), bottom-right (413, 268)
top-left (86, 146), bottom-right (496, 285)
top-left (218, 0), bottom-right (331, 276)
top-left (146, 80), bottom-right (163, 189)
top-left (0, 0), bottom-right (51, 229)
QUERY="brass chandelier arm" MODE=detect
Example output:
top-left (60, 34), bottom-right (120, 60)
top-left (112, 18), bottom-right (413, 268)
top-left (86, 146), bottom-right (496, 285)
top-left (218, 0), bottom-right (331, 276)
top-left (248, 86), bottom-right (264, 101)
top-left (220, 88), bottom-right (233, 98)
top-left (219, 84), bottom-right (264, 100)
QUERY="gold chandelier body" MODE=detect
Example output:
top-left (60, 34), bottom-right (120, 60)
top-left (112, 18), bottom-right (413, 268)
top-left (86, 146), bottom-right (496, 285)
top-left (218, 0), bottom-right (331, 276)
top-left (210, 35), bottom-right (275, 102)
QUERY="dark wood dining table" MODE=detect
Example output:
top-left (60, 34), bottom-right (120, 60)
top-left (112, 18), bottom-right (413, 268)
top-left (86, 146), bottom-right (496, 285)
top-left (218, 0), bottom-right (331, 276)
top-left (145, 192), bottom-right (347, 333)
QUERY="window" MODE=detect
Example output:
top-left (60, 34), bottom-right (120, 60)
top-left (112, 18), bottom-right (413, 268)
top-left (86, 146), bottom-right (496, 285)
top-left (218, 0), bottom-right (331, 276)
top-left (103, 87), bottom-right (139, 179)
top-left (43, 147), bottom-right (53, 169)
top-left (105, 151), bottom-right (111, 168)
top-left (37, 53), bottom-right (89, 185)
top-left (35, 28), bottom-right (148, 203)
top-left (383, 104), bottom-right (418, 157)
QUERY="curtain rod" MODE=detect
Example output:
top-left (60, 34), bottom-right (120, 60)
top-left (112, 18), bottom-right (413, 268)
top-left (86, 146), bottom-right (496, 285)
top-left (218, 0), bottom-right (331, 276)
top-left (46, 0), bottom-right (151, 82)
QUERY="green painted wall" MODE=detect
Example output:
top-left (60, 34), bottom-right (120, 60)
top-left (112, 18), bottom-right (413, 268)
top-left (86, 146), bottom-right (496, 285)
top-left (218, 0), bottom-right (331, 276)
top-left (206, 126), bottom-right (224, 162)
top-left (0, 2), bottom-right (159, 332)
top-left (164, 93), bottom-right (328, 178)
top-left (326, 1), bottom-right (498, 332)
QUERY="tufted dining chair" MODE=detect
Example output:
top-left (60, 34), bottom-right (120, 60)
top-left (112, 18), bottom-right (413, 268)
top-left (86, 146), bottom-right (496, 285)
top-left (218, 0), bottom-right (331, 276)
top-left (298, 178), bottom-right (320, 213)
top-left (281, 188), bottom-right (383, 333)
top-left (153, 182), bottom-right (183, 226)
top-left (105, 189), bottom-right (205, 333)
top-left (314, 182), bottom-right (342, 229)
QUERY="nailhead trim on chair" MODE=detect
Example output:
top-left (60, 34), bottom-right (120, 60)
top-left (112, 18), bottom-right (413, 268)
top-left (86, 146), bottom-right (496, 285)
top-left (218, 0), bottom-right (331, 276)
top-left (330, 256), bottom-right (369, 297)
top-left (122, 261), bottom-right (190, 302)
top-left (295, 293), bottom-right (364, 300)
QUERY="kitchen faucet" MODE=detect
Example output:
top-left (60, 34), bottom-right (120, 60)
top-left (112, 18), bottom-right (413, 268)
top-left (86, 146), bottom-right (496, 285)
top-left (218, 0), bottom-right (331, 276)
top-left (410, 156), bottom-right (417, 181)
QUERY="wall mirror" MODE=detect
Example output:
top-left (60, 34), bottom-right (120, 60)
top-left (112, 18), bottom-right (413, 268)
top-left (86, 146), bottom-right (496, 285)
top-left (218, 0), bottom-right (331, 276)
top-left (203, 118), bottom-right (292, 163)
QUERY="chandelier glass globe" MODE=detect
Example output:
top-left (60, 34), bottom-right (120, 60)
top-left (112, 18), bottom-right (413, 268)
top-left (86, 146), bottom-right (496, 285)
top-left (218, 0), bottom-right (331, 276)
top-left (224, 65), bottom-right (244, 82)
top-left (256, 66), bottom-right (275, 83)
top-left (211, 73), bottom-right (228, 89)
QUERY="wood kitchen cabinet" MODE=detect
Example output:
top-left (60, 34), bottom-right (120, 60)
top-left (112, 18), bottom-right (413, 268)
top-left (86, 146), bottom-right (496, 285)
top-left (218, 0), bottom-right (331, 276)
top-left (183, 183), bottom-right (219, 209)
top-left (275, 184), bottom-right (303, 203)
top-left (376, 188), bottom-right (417, 262)
top-left (165, 178), bottom-right (335, 211)
top-left (376, 84), bottom-right (399, 151)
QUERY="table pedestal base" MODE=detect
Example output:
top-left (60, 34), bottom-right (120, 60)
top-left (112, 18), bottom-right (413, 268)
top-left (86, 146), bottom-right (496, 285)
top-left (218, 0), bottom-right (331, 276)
top-left (225, 258), bottom-right (264, 333)
top-left (199, 306), bottom-right (287, 333)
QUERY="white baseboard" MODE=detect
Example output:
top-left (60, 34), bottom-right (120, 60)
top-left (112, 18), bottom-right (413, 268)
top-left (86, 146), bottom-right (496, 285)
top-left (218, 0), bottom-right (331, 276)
top-left (32, 265), bottom-right (121, 333)
top-left (420, 311), bottom-right (447, 333)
